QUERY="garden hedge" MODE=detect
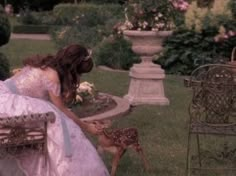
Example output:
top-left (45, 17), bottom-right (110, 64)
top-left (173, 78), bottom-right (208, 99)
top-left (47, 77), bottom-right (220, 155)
top-left (12, 25), bottom-right (50, 34)
top-left (0, 5), bottom-right (11, 46)
top-left (51, 3), bottom-right (124, 48)
top-left (94, 36), bottom-right (140, 70)
top-left (0, 53), bottom-right (10, 80)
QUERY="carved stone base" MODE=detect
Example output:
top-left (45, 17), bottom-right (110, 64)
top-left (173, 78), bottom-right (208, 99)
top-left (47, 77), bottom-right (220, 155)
top-left (124, 63), bottom-right (169, 106)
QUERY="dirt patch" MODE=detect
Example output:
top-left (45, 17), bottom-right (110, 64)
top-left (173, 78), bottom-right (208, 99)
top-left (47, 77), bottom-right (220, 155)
top-left (71, 93), bottom-right (117, 118)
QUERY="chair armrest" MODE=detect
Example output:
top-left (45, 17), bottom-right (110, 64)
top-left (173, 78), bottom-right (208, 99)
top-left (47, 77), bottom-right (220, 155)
top-left (0, 112), bottom-right (56, 127)
top-left (184, 78), bottom-right (202, 88)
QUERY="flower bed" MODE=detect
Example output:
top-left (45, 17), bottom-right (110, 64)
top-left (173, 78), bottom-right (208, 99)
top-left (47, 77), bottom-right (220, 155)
top-left (72, 93), bottom-right (117, 118)
top-left (71, 81), bottom-right (118, 118)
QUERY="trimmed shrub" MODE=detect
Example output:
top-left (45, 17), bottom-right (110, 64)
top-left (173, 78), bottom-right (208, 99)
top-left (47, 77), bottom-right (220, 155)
top-left (17, 10), bottom-right (57, 25)
top-left (0, 53), bottom-right (10, 80)
top-left (53, 3), bottom-right (123, 26)
top-left (13, 25), bottom-right (50, 34)
top-left (34, 11), bottom-right (57, 25)
top-left (0, 5), bottom-right (11, 46)
top-left (51, 25), bottom-right (104, 48)
top-left (94, 36), bottom-right (140, 70)
top-left (7, 0), bottom-right (61, 12)
top-left (86, 0), bottom-right (126, 4)
top-left (17, 9), bottom-right (41, 25)
top-left (51, 3), bottom-right (124, 48)
top-left (229, 0), bottom-right (236, 18)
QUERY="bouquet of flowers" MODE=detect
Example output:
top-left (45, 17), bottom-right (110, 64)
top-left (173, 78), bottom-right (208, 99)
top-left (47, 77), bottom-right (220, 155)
top-left (75, 81), bottom-right (97, 104)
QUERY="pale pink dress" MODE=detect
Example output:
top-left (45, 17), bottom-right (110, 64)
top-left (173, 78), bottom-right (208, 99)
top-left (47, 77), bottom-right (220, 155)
top-left (0, 66), bottom-right (109, 176)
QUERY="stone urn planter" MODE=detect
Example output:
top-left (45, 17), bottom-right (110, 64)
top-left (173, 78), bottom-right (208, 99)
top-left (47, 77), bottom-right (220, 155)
top-left (123, 30), bottom-right (172, 106)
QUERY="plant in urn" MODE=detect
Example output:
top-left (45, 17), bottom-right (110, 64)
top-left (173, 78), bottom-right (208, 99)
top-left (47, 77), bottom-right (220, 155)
top-left (116, 0), bottom-right (189, 105)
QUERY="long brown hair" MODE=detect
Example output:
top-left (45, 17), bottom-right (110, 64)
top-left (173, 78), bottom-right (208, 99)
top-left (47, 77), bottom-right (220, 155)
top-left (23, 44), bottom-right (93, 103)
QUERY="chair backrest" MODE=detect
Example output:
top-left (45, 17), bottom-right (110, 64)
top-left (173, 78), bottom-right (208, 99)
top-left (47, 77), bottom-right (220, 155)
top-left (0, 112), bottom-right (55, 127)
top-left (187, 64), bottom-right (236, 124)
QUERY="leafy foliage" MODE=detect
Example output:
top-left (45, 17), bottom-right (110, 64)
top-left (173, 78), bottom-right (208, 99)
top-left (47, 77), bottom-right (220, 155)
top-left (6, 0), bottom-right (61, 12)
top-left (53, 3), bottom-right (123, 26)
top-left (229, 0), bottom-right (236, 18)
top-left (157, 28), bottom-right (236, 75)
top-left (0, 53), bottom-right (10, 80)
top-left (121, 0), bottom-right (188, 31)
top-left (12, 25), bottom-right (49, 34)
top-left (94, 36), bottom-right (140, 70)
top-left (0, 5), bottom-right (11, 46)
top-left (85, 0), bottom-right (126, 4)
top-left (51, 3), bottom-right (123, 48)
top-left (185, 0), bottom-right (233, 32)
top-left (17, 8), bottom-right (41, 25)
top-left (156, 0), bottom-right (236, 75)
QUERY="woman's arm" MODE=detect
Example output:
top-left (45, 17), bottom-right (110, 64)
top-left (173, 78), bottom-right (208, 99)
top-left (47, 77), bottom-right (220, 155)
top-left (43, 68), bottom-right (99, 133)
top-left (48, 92), bottom-right (87, 129)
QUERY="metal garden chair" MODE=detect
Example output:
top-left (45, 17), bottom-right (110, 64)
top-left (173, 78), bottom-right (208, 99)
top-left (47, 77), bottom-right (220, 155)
top-left (184, 64), bottom-right (236, 176)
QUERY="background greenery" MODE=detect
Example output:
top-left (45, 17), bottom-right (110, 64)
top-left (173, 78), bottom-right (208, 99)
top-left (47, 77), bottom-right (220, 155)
top-left (0, 5), bottom-right (11, 80)
top-left (9, 0), bottom-right (235, 74)
top-left (94, 36), bottom-right (140, 70)
top-left (50, 3), bottom-right (123, 47)
top-left (0, 5), bottom-right (11, 46)
top-left (157, 0), bottom-right (236, 75)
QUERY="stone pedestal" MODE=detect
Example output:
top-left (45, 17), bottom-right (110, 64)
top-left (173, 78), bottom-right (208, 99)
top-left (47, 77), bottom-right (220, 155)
top-left (123, 30), bottom-right (172, 106)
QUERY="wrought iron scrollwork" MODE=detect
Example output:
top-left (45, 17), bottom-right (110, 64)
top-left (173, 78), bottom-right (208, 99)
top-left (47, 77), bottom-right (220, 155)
top-left (185, 64), bottom-right (236, 176)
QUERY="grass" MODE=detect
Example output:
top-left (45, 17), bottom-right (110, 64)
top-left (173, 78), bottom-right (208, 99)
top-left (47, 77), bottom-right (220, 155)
top-left (0, 39), bottom-right (56, 69)
top-left (2, 39), bottom-right (230, 176)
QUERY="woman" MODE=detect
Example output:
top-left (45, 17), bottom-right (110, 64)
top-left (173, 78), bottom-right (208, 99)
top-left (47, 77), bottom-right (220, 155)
top-left (0, 44), bottom-right (109, 176)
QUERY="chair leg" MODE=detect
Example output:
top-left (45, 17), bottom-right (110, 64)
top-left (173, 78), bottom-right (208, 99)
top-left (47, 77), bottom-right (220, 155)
top-left (186, 132), bottom-right (191, 176)
top-left (196, 134), bottom-right (202, 167)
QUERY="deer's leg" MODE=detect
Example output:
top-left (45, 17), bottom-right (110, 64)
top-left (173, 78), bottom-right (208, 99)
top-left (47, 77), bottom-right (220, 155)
top-left (133, 144), bottom-right (150, 171)
top-left (111, 148), bottom-right (126, 176)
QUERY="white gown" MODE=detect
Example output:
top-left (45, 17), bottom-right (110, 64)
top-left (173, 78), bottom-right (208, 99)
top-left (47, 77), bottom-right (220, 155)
top-left (0, 66), bottom-right (109, 176)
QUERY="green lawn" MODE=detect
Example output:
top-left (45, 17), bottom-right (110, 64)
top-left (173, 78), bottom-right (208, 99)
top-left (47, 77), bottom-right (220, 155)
top-left (0, 39), bottom-right (56, 69)
top-left (0, 39), bottom-right (191, 176)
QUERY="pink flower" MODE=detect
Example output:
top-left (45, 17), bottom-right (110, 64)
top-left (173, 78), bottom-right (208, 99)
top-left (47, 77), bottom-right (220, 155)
top-left (214, 36), bottom-right (220, 42)
top-left (228, 31), bottom-right (236, 37)
top-left (223, 34), bottom-right (229, 39)
top-left (170, 0), bottom-right (189, 11)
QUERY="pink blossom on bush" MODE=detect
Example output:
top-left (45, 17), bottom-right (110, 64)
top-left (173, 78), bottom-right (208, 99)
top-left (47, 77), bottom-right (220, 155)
top-left (170, 0), bottom-right (189, 12)
top-left (214, 31), bottom-right (236, 42)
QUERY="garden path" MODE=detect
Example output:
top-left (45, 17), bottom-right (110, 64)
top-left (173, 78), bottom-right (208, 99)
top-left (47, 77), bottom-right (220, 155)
top-left (10, 33), bottom-right (51, 40)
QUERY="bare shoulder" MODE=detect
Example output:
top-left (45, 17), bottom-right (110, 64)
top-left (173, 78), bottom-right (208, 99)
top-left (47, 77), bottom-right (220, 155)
top-left (42, 67), bottom-right (60, 83)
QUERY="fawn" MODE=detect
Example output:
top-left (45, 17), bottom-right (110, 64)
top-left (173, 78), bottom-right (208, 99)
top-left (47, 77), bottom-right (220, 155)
top-left (85, 120), bottom-right (149, 176)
